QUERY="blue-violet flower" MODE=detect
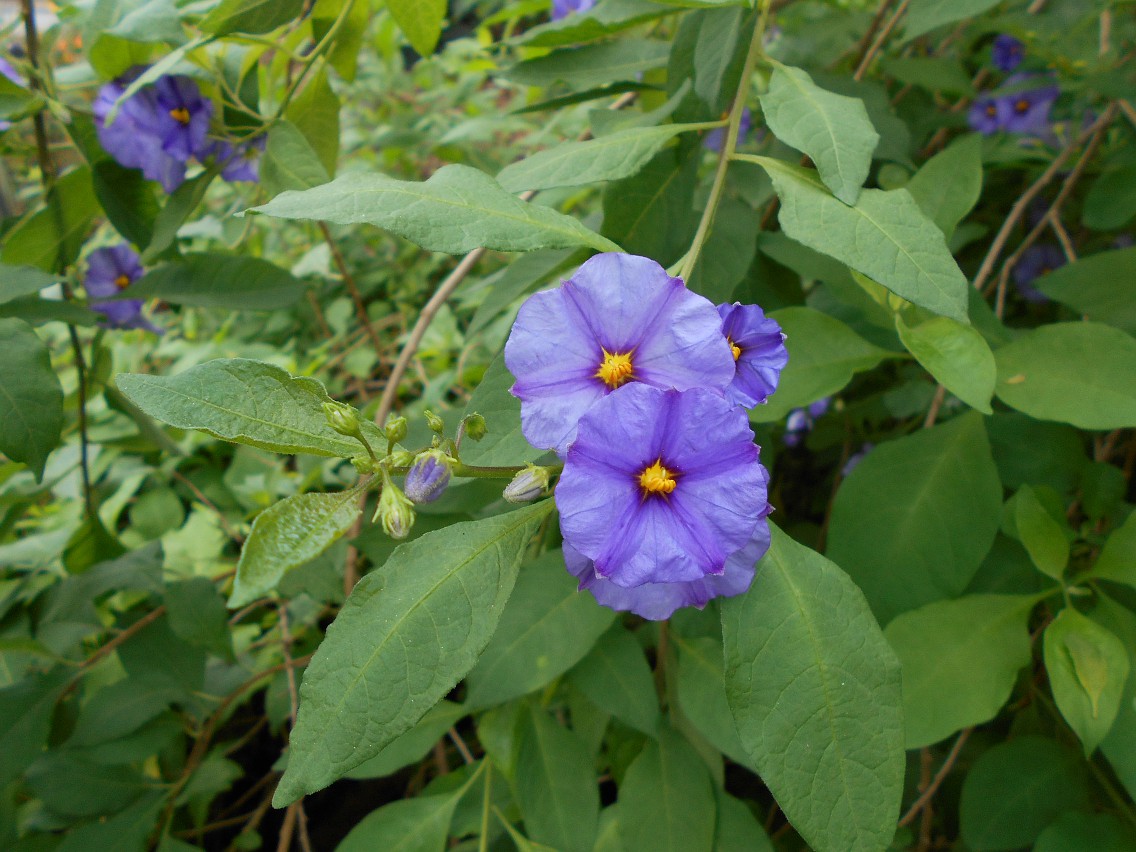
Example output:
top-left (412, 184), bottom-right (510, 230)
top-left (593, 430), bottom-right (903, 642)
top-left (992, 35), bottom-right (1024, 72)
top-left (704, 108), bottom-right (752, 153)
top-left (85, 244), bottom-right (161, 332)
top-left (717, 302), bottom-right (788, 408)
top-left (552, 0), bottom-right (595, 19)
top-left (403, 451), bottom-right (452, 504)
top-left (210, 136), bottom-right (265, 183)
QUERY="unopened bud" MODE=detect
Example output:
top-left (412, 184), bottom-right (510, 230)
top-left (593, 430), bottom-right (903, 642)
top-left (388, 449), bottom-right (415, 468)
top-left (351, 455), bottom-right (380, 474)
top-left (424, 409), bottom-right (445, 433)
top-left (462, 413), bottom-right (487, 442)
top-left (383, 414), bottom-right (408, 444)
top-left (503, 465), bottom-right (550, 504)
top-left (323, 401), bottom-right (361, 438)
top-left (376, 478), bottom-right (416, 540)
top-left (403, 451), bottom-right (452, 504)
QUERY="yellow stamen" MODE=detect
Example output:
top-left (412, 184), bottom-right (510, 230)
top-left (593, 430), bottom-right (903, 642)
top-left (639, 459), bottom-right (677, 496)
top-left (169, 107), bottom-right (191, 125)
top-left (1014, 98), bottom-right (1030, 114)
top-left (596, 349), bottom-right (634, 389)
top-left (114, 274), bottom-right (131, 290)
top-left (728, 337), bottom-right (742, 361)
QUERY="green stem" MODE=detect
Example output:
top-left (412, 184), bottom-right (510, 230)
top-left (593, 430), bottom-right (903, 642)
top-left (478, 761), bottom-right (493, 852)
top-left (676, 0), bottom-right (773, 282)
top-left (270, 0), bottom-right (357, 124)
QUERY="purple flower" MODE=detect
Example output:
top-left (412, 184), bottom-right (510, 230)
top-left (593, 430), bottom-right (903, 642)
top-left (210, 136), bottom-right (265, 183)
top-left (556, 384), bottom-right (768, 589)
top-left (968, 95), bottom-right (1003, 135)
top-left (1013, 244), bottom-right (1065, 303)
top-left (552, 0), bottom-right (595, 19)
top-left (403, 452), bottom-right (451, 504)
top-left (565, 510), bottom-right (771, 620)
top-left (841, 442), bottom-right (874, 477)
top-left (1001, 75), bottom-right (1059, 136)
top-left (784, 397), bottom-right (829, 447)
top-left (152, 76), bottom-right (212, 161)
top-left (0, 57), bottom-right (25, 132)
top-left (85, 244), bottom-right (161, 333)
top-left (505, 253), bottom-right (735, 456)
top-left (704, 108), bottom-right (752, 153)
top-left (992, 35), bottom-right (1024, 72)
top-left (717, 302), bottom-right (788, 408)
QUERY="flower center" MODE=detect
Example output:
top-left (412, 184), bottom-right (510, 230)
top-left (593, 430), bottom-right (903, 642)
top-left (638, 459), bottom-right (676, 496)
top-left (596, 349), bottom-right (634, 389)
top-left (985, 103), bottom-right (997, 117)
top-left (727, 337), bottom-right (742, 361)
top-left (169, 107), bottom-right (191, 125)
top-left (114, 274), bottom-right (131, 290)
top-left (1014, 98), bottom-right (1030, 114)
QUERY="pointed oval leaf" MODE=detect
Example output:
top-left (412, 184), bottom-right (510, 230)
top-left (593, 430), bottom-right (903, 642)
top-left (904, 134), bottom-right (983, 239)
top-left (568, 624), bottom-right (660, 736)
top-left (0, 318), bottom-right (64, 481)
top-left (1013, 485), bottom-right (1069, 580)
top-left (274, 501), bottom-right (553, 805)
top-left (387, 0), bottom-right (446, 57)
top-left (200, 0), bottom-right (304, 36)
top-left (123, 253), bottom-right (306, 310)
top-left (896, 313), bottom-right (995, 413)
top-left (722, 525), bottom-right (905, 852)
top-left (1091, 513), bottom-right (1136, 588)
top-left (1036, 248), bottom-right (1136, 335)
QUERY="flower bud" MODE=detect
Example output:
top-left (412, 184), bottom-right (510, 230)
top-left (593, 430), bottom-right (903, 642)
top-left (461, 413), bottom-right (487, 442)
top-left (351, 455), bottom-right (380, 474)
top-left (323, 401), bottom-right (361, 438)
top-left (376, 478), bottom-right (416, 540)
top-left (424, 409), bottom-right (445, 433)
top-left (383, 414), bottom-right (408, 444)
top-left (388, 449), bottom-right (415, 468)
top-left (403, 451), bottom-right (452, 504)
top-left (503, 464), bottom-right (550, 504)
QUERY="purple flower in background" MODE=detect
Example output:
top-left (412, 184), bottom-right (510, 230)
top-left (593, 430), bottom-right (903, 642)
top-left (1001, 75), bottom-right (1059, 136)
top-left (842, 442), bottom-right (874, 477)
top-left (565, 508), bottom-right (772, 620)
top-left (505, 253), bottom-right (734, 456)
top-left (704, 108), bottom-right (752, 153)
top-left (784, 397), bottom-right (829, 447)
top-left (85, 245), bottom-right (161, 333)
top-left (0, 57), bottom-right (25, 132)
top-left (717, 302), bottom-right (788, 408)
top-left (552, 0), bottom-right (595, 19)
top-left (556, 384), bottom-right (768, 589)
top-left (968, 95), bottom-right (1003, 135)
top-left (152, 76), bottom-right (212, 160)
top-left (992, 35), bottom-right (1024, 72)
top-left (1013, 244), bottom-right (1065, 303)
top-left (210, 136), bottom-right (266, 183)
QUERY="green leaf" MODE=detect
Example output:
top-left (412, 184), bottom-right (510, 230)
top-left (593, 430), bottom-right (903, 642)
top-left (68, 679), bottom-right (180, 748)
top-left (902, 0), bottom-right (1003, 41)
top-left (1091, 513), bottom-right (1136, 588)
top-left (166, 577), bottom-right (232, 658)
top-left (465, 550), bottom-right (615, 707)
top-left (1083, 162), bottom-right (1136, 230)
top-left (1013, 486), bottom-right (1069, 579)
top-left (741, 156), bottom-right (970, 323)
top-left (904, 134), bottom-right (983, 238)
top-left (1095, 595), bottom-right (1136, 800)
top-left (1, 166), bottom-right (99, 272)
top-left (498, 123), bottom-right (709, 194)
top-left (688, 198), bottom-right (760, 303)
top-left (879, 57), bottom-right (973, 97)
top-left (1036, 248), bottom-right (1136, 335)
top-left (229, 488), bottom-right (364, 608)
top-left (760, 64), bottom-right (879, 205)
top-left (722, 525), bottom-right (904, 852)
top-left (714, 790), bottom-right (775, 852)
top-left (515, 706), bottom-right (600, 852)
top-left (0, 667), bottom-right (70, 787)
top-left (828, 413), bottom-right (1002, 623)
top-left (92, 159), bottom-right (161, 248)
top-left (884, 595), bottom-right (1036, 749)
top-left (504, 39), bottom-right (671, 90)
top-left (346, 701), bottom-right (466, 779)
top-left (260, 120), bottom-right (331, 198)
top-left (200, 0), bottom-right (305, 36)
top-left (514, 0), bottom-right (671, 48)
top-left (26, 752), bottom-right (152, 817)
top-left (895, 313), bottom-right (995, 413)
top-left (0, 318), bottom-right (64, 481)
top-left (285, 70), bottom-right (340, 177)
top-left (618, 724), bottom-right (716, 852)
top-left (249, 165), bottom-right (619, 254)
top-left (144, 170), bottom-right (217, 261)
top-left (692, 7), bottom-right (748, 114)
top-left (959, 736), bottom-right (1090, 851)
top-left (387, 0), bottom-right (446, 57)
top-left (459, 353), bottom-right (543, 468)
top-left (55, 791), bottom-right (165, 852)
top-left (0, 264), bottom-right (57, 305)
top-left (672, 633), bottom-right (755, 770)
top-left (568, 624), bottom-right (660, 736)
top-left (116, 358), bottom-right (383, 458)
top-left (1035, 812), bottom-right (1136, 852)
top-left (123, 253), bottom-right (306, 310)
top-left (751, 307), bottom-right (894, 422)
top-left (274, 501), bottom-right (553, 804)
top-left (994, 322), bottom-right (1136, 430)
top-left (1044, 607), bottom-right (1130, 756)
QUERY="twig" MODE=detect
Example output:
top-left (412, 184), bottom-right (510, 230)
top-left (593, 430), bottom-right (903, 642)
top-left (849, 0), bottom-right (894, 72)
top-left (171, 468), bottom-right (245, 544)
top-left (854, 0), bottom-right (910, 81)
top-left (923, 385), bottom-right (947, 429)
top-left (320, 220), bottom-right (384, 361)
top-left (76, 606), bottom-right (166, 675)
top-left (448, 727), bottom-right (476, 765)
top-left (898, 728), bottom-right (972, 827)
top-left (917, 748), bottom-right (934, 850)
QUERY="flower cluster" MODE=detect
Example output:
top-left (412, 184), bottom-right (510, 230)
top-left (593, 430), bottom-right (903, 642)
top-left (968, 36), bottom-right (1059, 139)
top-left (505, 253), bottom-right (788, 619)
top-left (84, 244), bottom-right (161, 333)
top-left (94, 68), bottom-right (262, 192)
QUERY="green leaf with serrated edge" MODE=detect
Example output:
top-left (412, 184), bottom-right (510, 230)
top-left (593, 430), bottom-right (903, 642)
top-left (0, 264), bottom-right (57, 304)
top-left (260, 120), bottom-right (331, 198)
top-left (200, 0), bottom-right (304, 36)
top-left (460, 353), bottom-right (543, 468)
top-left (995, 323), bottom-right (1136, 430)
top-left (1044, 608), bottom-right (1130, 756)
top-left (904, 134), bottom-right (983, 239)
top-left (504, 39), bottom-right (671, 91)
top-left (514, 0), bottom-right (670, 48)
top-left (338, 764), bottom-right (483, 852)
top-left (465, 550), bottom-right (614, 707)
top-left (515, 706), bottom-right (600, 852)
top-left (567, 624), bottom-right (660, 736)
top-left (0, 667), bottom-right (70, 787)
top-left (1035, 812), bottom-right (1136, 852)
top-left (1013, 486), bottom-right (1069, 580)
top-left (116, 358), bottom-right (383, 458)
top-left (619, 724), bottom-right (716, 852)
top-left (828, 413), bottom-right (1002, 624)
top-left (751, 307), bottom-right (892, 423)
top-left (959, 736), bottom-right (1090, 851)
top-left (346, 701), bottom-right (466, 779)
top-left (902, 0), bottom-right (1002, 41)
top-left (387, 0), bottom-right (445, 57)
top-left (122, 253), bottom-right (306, 310)
top-left (274, 502), bottom-right (552, 805)
top-left (1091, 513), bottom-right (1136, 588)
top-left (672, 633), bottom-right (755, 771)
top-left (249, 165), bottom-right (620, 254)
top-left (229, 488), bottom-right (364, 608)
top-left (739, 156), bottom-right (969, 323)
top-left (885, 594), bottom-right (1036, 749)
top-left (498, 123), bottom-right (713, 193)
top-left (760, 64), bottom-right (879, 205)
top-left (722, 525), bottom-right (904, 852)
top-left (0, 318), bottom-right (64, 481)
top-left (896, 313), bottom-right (995, 413)
top-left (1036, 248), bottom-right (1136, 335)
